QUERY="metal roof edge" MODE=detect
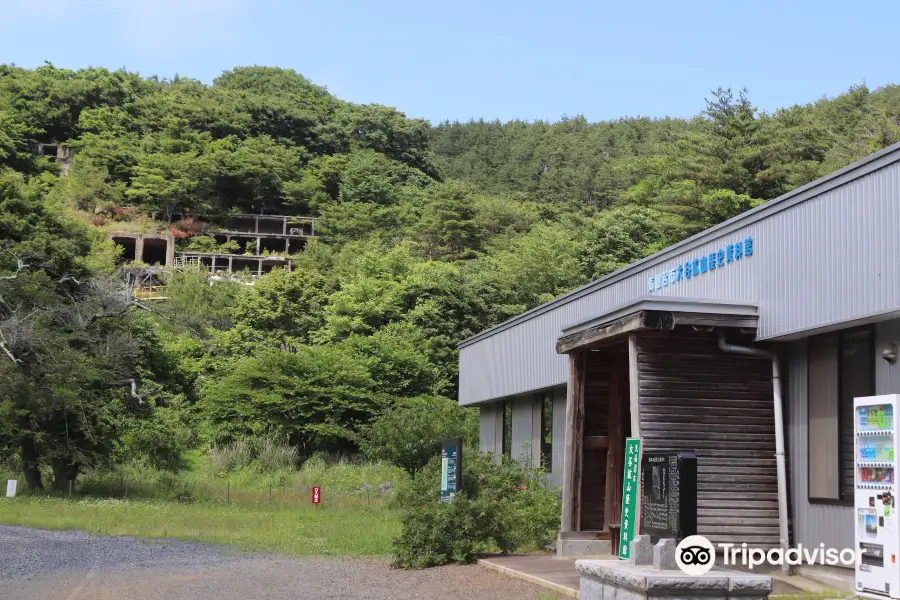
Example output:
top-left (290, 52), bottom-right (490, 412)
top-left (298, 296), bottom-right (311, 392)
top-left (458, 141), bottom-right (900, 349)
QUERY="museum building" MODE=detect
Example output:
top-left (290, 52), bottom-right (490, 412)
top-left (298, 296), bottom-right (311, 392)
top-left (456, 141), bottom-right (900, 564)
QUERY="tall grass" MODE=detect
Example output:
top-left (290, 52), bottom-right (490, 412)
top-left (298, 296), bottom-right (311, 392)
top-left (61, 449), bottom-right (406, 508)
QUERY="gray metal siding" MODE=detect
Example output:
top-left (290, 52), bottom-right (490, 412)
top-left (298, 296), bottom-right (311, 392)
top-left (510, 396), bottom-right (537, 465)
top-left (479, 403), bottom-right (503, 457)
top-left (551, 387), bottom-right (567, 488)
top-left (460, 159), bottom-right (900, 405)
top-left (787, 340), bottom-right (853, 554)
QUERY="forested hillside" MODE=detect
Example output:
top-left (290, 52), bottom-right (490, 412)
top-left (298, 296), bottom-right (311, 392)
top-left (1, 63), bottom-right (899, 490)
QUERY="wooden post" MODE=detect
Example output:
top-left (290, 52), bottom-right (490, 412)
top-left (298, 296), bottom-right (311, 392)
top-left (226, 481), bottom-right (230, 504)
top-left (604, 353), bottom-right (625, 531)
top-left (560, 351), bottom-right (586, 533)
top-left (628, 334), bottom-right (641, 439)
top-left (269, 484), bottom-right (272, 505)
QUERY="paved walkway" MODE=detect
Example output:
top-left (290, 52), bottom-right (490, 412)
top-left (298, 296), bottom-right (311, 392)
top-left (478, 553), bottom-right (846, 599)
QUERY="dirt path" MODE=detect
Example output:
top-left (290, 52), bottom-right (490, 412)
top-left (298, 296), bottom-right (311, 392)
top-left (0, 526), bottom-right (556, 600)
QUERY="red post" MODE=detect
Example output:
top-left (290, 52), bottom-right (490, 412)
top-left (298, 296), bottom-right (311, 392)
top-left (312, 486), bottom-right (321, 505)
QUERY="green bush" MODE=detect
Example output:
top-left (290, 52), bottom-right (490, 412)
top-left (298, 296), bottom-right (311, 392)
top-left (358, 396), bottom-right (478, 474)
top-left (391, 446), bottom-right (561, 568)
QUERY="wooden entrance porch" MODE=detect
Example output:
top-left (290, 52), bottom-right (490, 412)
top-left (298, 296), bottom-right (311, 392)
top-left (555, 298), bottom-right (778, 557)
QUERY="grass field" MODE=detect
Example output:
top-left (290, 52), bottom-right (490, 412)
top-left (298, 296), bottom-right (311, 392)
top-left (0, 450), bottom-right (408, 557)
top-left (0, 494), bottom-right (402, 557)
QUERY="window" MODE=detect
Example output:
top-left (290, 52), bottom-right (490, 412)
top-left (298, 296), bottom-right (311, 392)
top-left (502, 399), bottom-right (512, 456)
top-left (808, 326), bottom-right (874, 503)
top-left (541, 395), bottom-right (553, 472)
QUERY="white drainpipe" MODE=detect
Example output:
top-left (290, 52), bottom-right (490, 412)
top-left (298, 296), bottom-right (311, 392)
top-left (717, 330), bottom-right (790, 576)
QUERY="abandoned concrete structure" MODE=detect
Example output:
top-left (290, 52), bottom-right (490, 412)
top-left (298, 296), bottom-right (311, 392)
top-left (109, 232), bottom-right (176, 268)
top-left (34, 143), bottom-right (76, 176)
top-left (209, 215), bottom-right (317, 256)
top-left (458, 141), bottom-right (900, 568)
top-left (110, 213), bottom-right (316, 278)
top-left (174, 252), bottom-right (293, 278)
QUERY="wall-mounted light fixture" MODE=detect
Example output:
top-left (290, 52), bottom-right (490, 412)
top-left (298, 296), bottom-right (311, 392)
top-left (883, 342), bottom-right (898, 365)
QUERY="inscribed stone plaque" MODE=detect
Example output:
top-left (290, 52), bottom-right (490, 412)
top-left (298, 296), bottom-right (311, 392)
top-left (640, 451), bottom-right (697, 539)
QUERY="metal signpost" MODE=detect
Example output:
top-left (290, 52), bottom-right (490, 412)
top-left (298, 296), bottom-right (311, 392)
top-left (440, 438), bottom-right (463, 503)
top-left (618, 437), bottom-right (642, 559)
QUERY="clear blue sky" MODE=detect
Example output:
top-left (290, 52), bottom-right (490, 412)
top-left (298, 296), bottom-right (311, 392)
top-left (1, 0), bottom-right (896, 124)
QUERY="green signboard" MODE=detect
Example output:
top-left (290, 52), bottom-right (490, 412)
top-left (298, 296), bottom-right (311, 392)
top-left (618, 437), bottom-right (642, 559)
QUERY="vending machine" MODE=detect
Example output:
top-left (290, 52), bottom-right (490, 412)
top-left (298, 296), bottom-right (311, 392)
top-left (856, 395), bottom-right (899, 599)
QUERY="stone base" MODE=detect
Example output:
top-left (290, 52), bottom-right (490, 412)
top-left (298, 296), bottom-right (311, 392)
top-left (577, 559), bottom-right (772, 600)
top-left (556, 532), bottom-right (613, 557)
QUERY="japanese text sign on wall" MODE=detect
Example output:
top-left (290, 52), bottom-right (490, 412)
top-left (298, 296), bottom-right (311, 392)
top-left (618, 437), bottom-right (642, 560)
top-left (647, 235), bottom-right (754, 294)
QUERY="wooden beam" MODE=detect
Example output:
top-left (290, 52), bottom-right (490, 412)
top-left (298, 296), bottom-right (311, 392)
top-left (628, 333), bottom-right (640, 439)
top-left (560, 351), bottom-right (586, 533)
top-left (670, 312), bottom-right (758, 328)
top-left (556, 312), bottom-right (646, 354)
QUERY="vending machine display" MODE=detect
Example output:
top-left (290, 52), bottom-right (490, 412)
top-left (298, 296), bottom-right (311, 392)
top-left (856, 395), bottom-right (900, 599)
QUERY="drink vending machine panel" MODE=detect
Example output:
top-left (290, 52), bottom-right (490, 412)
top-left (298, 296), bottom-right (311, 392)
top-left (856, 395), bottom-right (900, 599)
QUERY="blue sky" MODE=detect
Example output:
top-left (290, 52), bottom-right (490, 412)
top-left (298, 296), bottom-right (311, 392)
top-left (1, 0), bottom-right (896, 124)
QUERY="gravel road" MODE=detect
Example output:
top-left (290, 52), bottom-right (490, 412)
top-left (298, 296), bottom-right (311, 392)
top-left (0, 526), bottom-right (556, 600)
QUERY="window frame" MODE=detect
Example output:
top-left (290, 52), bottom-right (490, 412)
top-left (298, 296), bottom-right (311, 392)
top-left (807, 325), bottom-right (875, 506)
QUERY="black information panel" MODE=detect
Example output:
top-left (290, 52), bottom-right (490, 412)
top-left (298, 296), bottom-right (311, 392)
top-left (640, 451), bottom-right (697, 539)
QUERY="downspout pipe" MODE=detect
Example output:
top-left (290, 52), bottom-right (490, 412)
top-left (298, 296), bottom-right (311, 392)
top-left (717, 330), bottom-right (790, 576)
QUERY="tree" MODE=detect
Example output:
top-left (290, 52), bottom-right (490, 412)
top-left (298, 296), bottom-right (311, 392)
top-left (417, 181), bottom-right (483, 261)
top-left (198, 346), bottom-right (383, 453)
top-left (359, 396), bottom-right (478, 474)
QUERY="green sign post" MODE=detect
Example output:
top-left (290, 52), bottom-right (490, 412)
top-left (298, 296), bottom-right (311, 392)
top-left (440, 438), bottom-right (462, 503)
top-left (618, 437), bottom-right (642, 559)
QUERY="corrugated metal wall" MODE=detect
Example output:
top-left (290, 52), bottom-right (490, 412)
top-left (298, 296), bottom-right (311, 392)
top-left (479, 403), bottom-right (503, 457)
top-left (460, 153), bottom-right (900, 406)
top-left (787, 320), bottom-right (900, 556)
top-left (511, 396), bottom-right (539, 466)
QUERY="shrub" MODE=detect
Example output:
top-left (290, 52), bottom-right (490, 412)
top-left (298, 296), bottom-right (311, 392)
top-left (391, 496), bottom-right (513, 568)
top-left (358, 396), bottom-right (478, 474)
top-left (391, 446), bottom-right (561, 568)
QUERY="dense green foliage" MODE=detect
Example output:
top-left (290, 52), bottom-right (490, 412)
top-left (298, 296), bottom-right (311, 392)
top-left (2, 63), bottom-right (899, 516)
top-left (391, 449), bottom-right (561, 568)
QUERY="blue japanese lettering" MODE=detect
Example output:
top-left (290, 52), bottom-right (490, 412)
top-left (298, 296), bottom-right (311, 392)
top-left (677, 264), bottom-right (684, 281)
top-left (708, 252), bottom-right (716, 270)
top-left (717, 249), bottom-right (725, 267)
top-left (648, 276), bottom-right (654, 292)
top-left (745, 236), bottom-right (753, 256)
top-left (692, 258), bottom-right (700, 274)
top-left (735, 241), bottom-right (743, 259)
top-left (699, 256), bottom-right (708, 273)
top-left (684, 261), bottom-right (692, 279)
top-left (661, 271), bottom-right (668, 287)
top-left (726, 244), bottom-right (734, 263)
